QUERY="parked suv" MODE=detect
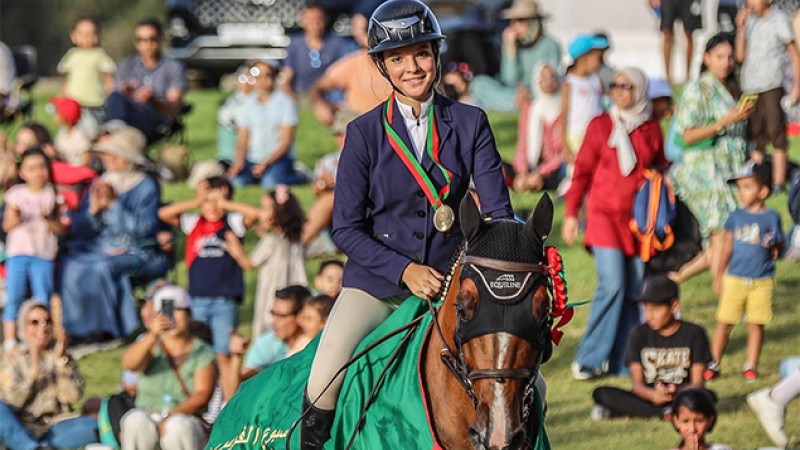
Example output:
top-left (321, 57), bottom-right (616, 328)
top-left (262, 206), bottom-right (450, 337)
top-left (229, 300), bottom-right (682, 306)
top-left (165, 0), bottom-right (355, 84)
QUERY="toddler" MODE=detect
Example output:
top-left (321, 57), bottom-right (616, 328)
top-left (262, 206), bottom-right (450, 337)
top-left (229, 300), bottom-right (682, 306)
top-left (2, 148), bottom-right (65, 349)
top-left (706, 162), bottom-right (784, 381)
top-left (225, 185), bottom-right (307, 337)
top-left (49, 97), bottom-right (91, 166)
top-left (57, 16), bottom-right (115, 136)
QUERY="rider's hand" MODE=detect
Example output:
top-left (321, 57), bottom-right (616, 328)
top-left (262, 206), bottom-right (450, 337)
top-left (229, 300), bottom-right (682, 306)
top-left (402, 263), bottom-right (443, 300)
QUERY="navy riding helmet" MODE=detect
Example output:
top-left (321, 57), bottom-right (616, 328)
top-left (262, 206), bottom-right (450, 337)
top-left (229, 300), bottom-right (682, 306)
top-left (366, 0), bottom-right (446, 87)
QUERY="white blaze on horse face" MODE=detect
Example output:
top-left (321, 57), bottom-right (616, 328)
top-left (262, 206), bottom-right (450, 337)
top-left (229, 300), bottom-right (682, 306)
top-left (488, 333), bottom-right (512, 446)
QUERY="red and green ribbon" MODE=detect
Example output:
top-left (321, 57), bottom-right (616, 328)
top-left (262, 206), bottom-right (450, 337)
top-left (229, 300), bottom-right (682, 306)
top-left (383, 93), bottom-right (452, 209)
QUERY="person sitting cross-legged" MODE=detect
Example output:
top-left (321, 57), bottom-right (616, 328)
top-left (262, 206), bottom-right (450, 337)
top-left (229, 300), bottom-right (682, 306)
top-left (591, 275), bottom-right (713, 421)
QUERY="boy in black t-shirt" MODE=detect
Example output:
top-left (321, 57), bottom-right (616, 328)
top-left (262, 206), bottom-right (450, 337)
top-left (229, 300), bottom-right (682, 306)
top-left (591, 275), bottom-right (712, 420)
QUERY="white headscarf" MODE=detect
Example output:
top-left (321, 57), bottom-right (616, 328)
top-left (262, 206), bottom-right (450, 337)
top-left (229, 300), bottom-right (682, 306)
top-left (607, 67), bottom-right (652, 177)
top-left (526, 63), bottom-right (562, 170)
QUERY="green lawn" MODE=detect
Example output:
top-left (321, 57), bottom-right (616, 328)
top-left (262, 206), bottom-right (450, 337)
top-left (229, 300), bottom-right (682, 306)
top-left (9, 88), bottom-right (800, 449)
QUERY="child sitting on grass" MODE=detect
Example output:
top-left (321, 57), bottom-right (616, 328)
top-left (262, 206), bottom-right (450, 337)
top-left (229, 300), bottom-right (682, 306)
top-left (706, 162), bottom-right (784, 382)
top-left (591, 275), bottom-right (712, 420)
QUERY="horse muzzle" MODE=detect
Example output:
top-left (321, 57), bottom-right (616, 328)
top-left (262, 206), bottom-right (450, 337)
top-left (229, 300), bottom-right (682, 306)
top-left (468, 423), bottom-right (526, 450)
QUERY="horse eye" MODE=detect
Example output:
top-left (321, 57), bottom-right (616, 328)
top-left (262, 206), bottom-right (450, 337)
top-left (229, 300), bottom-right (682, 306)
top-left (456, 293), bottom-right (477, 322)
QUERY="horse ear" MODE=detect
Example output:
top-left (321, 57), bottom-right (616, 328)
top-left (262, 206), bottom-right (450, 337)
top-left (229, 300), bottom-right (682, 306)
top-left (525, 193), bottom-right (554, 242)
top-left (459, 193), bottom-right (482, 243)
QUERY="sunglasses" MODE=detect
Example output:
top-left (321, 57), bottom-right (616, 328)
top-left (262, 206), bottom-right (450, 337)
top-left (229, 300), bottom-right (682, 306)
top-left (28, 318), bottom-right (53, 326)
top-left (135, 36), bottom-right (160, 44)
top-left (610, 82), bottom-right (634, 91)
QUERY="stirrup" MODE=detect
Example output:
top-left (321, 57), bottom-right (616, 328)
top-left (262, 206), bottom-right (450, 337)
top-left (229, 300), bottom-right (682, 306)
top-left (300, 393), bottom-right (336, 450)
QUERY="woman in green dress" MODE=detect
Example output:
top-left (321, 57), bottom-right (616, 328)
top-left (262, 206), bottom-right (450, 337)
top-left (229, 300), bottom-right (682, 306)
top-left (668, 32), bottom-right (753, 288)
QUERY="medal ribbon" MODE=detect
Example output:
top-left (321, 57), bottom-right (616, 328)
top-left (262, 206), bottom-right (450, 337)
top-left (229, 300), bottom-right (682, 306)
top-left (383, 93), bottom-right (452, 209)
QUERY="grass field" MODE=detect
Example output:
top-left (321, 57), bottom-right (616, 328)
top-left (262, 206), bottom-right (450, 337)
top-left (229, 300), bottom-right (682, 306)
top-left (7, 88), bottom-right (800, 449)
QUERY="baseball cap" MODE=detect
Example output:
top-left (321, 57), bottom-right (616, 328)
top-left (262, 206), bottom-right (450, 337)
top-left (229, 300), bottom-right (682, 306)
top-left (727, 160), bottom-right (771, 187)
top-left (636, 275), bottom-right (679, 304)
top-left (568, 34), bottom-right (609, 61)
top-left (49, 97), bottom-right (82, 126)
top-left (153, 284), bottom-right (192, 312)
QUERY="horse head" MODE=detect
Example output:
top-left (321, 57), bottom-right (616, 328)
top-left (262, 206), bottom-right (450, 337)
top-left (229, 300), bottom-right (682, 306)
top-left (451, 193), bottom-right (554, 450)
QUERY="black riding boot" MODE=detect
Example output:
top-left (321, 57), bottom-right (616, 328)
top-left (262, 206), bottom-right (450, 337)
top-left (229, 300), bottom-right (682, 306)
top-left (300, 393), bottom-right (336, 449)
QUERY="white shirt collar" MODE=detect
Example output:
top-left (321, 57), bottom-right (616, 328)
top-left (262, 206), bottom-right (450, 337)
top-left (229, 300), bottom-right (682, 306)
top-left (395, 92), bottom-right (434, 122)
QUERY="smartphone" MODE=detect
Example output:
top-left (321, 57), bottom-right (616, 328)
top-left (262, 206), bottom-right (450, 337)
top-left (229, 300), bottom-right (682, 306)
top-left (161, 298), bottom-right (175, 321)
top-left (738, 93), bottom-right (758, 109)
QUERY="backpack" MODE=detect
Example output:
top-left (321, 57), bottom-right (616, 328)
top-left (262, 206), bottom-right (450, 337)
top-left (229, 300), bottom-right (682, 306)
top-left (630, 169), bottom-right (677, 262)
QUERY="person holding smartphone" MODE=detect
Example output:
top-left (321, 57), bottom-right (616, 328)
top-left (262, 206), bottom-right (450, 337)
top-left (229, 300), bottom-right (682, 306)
top-left (120, 285), bottom-right (216, 449)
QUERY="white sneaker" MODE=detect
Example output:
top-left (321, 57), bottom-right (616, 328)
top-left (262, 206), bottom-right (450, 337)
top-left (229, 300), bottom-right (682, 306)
top-left (571, 362), bottom-right (599, 380)
top-left (590, 405), bottom-right (610, 421)
top-left (747, 388), bottom-right (788, 448)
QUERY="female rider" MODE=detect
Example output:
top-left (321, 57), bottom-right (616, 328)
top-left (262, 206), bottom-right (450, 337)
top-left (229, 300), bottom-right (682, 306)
top-left (301, 1), bottom-right (514, 447)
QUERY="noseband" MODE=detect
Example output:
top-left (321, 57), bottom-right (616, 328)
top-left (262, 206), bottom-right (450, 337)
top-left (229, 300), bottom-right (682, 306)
top-left (429, 252), bottom-right (552, 425)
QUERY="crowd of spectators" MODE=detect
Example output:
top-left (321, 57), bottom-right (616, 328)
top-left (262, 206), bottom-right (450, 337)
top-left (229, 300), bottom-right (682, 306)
top-left (0, 0), bottom-right (799, 448)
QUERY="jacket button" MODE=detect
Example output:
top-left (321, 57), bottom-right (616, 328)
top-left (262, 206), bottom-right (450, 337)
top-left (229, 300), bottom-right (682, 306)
top-left (416, 210), bottom-right (425, 218)
top-left (414, 232), bottom-right (424, 240)
top-left (416, 191), bottom-right (424, 198)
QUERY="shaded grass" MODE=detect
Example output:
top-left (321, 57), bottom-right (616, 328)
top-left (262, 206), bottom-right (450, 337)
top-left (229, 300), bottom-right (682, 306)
top-left (7, 88), bottom-right (800, 449)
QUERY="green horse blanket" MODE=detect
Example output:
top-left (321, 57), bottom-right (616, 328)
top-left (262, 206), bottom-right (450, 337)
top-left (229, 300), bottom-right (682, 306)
top-left (207, 298), bottom-right (550, 450)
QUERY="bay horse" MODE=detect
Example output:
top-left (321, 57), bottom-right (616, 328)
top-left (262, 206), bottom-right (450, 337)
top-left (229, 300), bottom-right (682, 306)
top-left (421, 193), bottom-right (563, 450)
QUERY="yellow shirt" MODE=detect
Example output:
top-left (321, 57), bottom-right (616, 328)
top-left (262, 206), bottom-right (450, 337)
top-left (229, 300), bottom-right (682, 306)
top-left (57, 47), bottom-right (116, 107)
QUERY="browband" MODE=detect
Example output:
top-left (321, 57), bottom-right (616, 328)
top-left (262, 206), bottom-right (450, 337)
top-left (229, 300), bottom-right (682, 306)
top-left (462, 255), bottom-right (547, 274)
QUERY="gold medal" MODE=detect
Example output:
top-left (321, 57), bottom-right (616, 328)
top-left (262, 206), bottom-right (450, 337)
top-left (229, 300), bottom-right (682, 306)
top-left (434, 204), bottom-right (455, 232)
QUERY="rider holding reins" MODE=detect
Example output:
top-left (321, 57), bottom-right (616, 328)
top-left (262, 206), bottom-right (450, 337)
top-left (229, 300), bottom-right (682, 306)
top-left (301, 0), bottom-right (514, 447)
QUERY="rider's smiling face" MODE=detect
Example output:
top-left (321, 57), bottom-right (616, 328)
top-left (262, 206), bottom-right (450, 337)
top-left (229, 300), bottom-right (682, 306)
top-left (383, 42), bottom-right (436, 102)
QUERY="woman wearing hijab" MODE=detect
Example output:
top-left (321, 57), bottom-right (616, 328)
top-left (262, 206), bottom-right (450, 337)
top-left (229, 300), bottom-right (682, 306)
top-left (60, 126), bottom-right (170, 342)
top-left (513, 62), bottom-right (566, 192)
top-left (562, 68), bottom-right (667, 380)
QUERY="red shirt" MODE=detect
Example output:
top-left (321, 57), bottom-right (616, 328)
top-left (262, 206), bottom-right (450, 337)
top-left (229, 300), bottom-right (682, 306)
top-left (565, 113), bottom-right (666, 256)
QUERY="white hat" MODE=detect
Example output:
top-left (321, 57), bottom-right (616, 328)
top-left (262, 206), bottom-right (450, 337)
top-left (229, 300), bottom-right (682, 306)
top-left (93, 126), bottom-right (147, 166)
top-left (153, 285), bottom-right (192, 313)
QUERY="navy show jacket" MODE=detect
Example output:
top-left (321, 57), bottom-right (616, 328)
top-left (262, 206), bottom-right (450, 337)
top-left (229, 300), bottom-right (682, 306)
top-left (332, 93), bottom-right (513, 299)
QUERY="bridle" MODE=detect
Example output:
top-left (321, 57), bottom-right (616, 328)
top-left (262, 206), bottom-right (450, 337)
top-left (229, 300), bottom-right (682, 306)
top-left (428, 249), bottom-right (554, 425)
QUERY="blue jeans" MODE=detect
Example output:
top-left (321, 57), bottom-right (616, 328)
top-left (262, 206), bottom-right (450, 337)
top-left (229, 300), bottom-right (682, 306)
top-left (103, 92), bottom-right (169, 143)
top-left (231, 156), bottom-right (308, 189)
top-left (4, 256), bottom-right (54, 322)
top-left (191, 296), bottom-right (239, 354)
top-left (575, 247), bottom-right (644, 375)
top-left (0, 401), bottom-right (98, 450)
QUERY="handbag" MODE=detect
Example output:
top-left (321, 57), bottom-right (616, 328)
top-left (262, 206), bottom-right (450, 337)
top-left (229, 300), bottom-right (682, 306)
top-left (665, 81), bottom-right (716, 163)
top-left (160, 341), bottom-right (214, 434)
